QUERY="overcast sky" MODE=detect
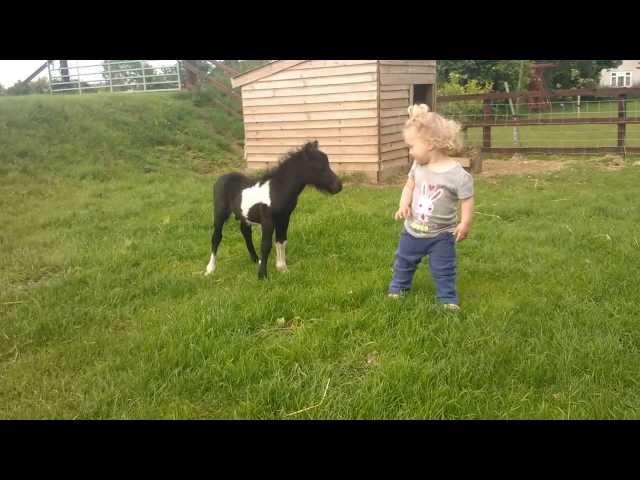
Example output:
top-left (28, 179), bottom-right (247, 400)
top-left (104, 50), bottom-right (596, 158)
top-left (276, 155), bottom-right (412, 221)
top-left (0, 60), bottom-right (48, 87)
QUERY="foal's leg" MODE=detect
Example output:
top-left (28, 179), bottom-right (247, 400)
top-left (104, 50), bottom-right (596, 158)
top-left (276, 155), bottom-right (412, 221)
top-left (258, 216), bottom-right (274, 280)
top-left (240, 221), bottom-right (259, 263)
top-left (274, 214), bottom-right (291, 272)
top-left (205, 206), bottom-right (230, 276)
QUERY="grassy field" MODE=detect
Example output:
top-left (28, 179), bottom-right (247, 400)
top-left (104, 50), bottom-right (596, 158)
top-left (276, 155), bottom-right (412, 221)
top-left (2, 93), bottom-right (640, 419)
top-left (466, 124), bottom-right (640, 148)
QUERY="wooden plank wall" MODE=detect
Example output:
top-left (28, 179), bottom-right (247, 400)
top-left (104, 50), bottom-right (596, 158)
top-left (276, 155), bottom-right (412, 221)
top-left (378, 60), bottom-right (436, 180)
top-left (242, 60), bottom-right (380, 178)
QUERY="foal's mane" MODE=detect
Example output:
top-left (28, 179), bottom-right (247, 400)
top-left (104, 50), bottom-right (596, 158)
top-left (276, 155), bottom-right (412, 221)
top-left (258, 143), bottom-right (311, 182)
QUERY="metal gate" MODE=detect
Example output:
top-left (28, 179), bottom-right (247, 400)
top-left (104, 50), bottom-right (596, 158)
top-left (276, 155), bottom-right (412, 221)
top-left (47, 60), bottom-right (182, 94)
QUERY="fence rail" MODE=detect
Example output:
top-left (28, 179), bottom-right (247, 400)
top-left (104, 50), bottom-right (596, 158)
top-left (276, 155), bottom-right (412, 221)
top-left (47, 60), bottom-right (181, 94)
top-left (460, 116), bottom-right (640, 127)
top-left (438, 87), bottom-right (640, 157)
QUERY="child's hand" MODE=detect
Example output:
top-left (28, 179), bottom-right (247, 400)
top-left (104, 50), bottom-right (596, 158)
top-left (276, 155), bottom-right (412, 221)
top-left (394, 205), bottom-right (412, 221)
top-left (454, 222), bottom-right (471, 242)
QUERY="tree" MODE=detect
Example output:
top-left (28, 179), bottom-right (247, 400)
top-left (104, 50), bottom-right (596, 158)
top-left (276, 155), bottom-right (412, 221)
top-left (534, 60), bottom-right (622, 89)
top-left (30, 77), bottom-right (50, 94)
top-left (438, 60), bottom-right (623, 93)
top-left (6, 77), bottom-right (50, 95)
top-left (6, 81), bottom-right (31, 96)
top-left (437, 73), bottom-right (492, 119)
top-left (437, 60), bottom-right (532, 92)
top-left (0, 83), bottom-right (5, 96)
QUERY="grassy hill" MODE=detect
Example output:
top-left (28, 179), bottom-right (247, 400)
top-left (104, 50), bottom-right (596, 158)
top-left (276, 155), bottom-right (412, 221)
top-left (0, 91), bottom-right (244, 181)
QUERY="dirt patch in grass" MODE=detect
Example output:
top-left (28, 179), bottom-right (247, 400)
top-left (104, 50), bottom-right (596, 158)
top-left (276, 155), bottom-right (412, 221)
top-left (590, 154), bottom-right (627, 172)
top-left (480, 156), bottom-right (573, 178)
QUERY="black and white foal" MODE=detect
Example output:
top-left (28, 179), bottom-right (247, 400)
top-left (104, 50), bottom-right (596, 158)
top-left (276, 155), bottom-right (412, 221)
top-left (205, 141), bottom-right (343, 280)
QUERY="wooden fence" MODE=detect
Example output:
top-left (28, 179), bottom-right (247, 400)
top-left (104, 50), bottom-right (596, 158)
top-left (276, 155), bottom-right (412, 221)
top-left (437, 87), bottom-right (640, 157)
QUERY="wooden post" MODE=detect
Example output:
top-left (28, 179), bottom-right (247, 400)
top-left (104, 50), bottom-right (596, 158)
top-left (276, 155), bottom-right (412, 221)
top-left (141, 60), bottom-right (147, 91)
top-left (183, 60), bottom-right (201, 91)
top-left (47, 61), bottom-right (53, 94)
top-left (77, 63), bottom-right (82, 94)
top-left (471, 155), bottom-right (483, 174)
top-left (515, 60), bottom-right (525, 115)
top-left (107, 61), bottom-right (113, 93)
top-left (60, 60), bottom-right (70, 84)
top-left (618, 94), bottom-right (626, 157)
top-left (482, 99), bottom-right (492, 150)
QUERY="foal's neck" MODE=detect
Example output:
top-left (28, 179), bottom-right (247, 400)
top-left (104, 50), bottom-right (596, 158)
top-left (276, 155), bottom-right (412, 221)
top-left (270, 161), bottom-right (307, 205)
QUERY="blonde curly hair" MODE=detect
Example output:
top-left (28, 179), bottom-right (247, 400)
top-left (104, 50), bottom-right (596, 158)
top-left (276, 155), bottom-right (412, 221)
top-left (403, 104), bottom-right (463, 156)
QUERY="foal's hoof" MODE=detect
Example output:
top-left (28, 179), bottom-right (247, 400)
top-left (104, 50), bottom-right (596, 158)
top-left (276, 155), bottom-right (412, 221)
top-left (205, 255), bottom-right (215, 276)
top-left (276, 264), bottom-right (289, 273)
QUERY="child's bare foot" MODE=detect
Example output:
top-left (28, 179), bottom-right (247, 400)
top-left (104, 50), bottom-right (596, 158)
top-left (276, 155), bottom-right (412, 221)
top-left (387, 293), bottom-right (403, 299)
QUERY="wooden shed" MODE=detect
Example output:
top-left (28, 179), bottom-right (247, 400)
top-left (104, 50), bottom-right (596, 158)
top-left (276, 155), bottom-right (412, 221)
top-left (231, 60), bottom-right (450, 183)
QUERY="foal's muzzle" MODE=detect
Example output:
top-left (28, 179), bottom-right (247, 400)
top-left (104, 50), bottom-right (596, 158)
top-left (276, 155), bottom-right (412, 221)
top-left (316, 175), bottom-right (342, 194)
top-left (329, 178), bottom-right (343, 194)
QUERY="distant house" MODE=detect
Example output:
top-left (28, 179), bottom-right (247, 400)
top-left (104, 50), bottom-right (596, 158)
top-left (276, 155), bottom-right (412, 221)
top-left (600, 60), bottom-right (640, 88)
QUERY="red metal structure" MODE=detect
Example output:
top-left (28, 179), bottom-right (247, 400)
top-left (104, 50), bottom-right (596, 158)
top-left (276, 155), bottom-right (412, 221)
top-left (527, 63), bottom-right (558, 112)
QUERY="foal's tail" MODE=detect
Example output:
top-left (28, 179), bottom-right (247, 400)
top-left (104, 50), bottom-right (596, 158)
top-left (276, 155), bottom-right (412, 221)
top-left (207, 174), bottom-right (241, 275)
top-left (212, 177), bottom-right (230, 225)
top-left (212, 177), bottom-right (223, 222)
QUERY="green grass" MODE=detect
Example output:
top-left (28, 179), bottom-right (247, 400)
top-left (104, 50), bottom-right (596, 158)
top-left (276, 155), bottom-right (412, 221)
top-left (2, 93), bottom-right (640, 419)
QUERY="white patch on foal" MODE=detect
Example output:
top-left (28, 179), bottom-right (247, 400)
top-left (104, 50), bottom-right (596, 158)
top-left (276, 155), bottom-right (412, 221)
top-left (240, 180), bottom-right (271, 224)
top-left (276, 241), bottom-right (288, 272)
top-left (204, 253), bottom-right (216, 276)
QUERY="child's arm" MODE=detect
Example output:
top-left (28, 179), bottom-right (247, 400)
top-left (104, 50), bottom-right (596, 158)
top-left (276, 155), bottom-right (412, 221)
top-left (454, 196), bottom-right (474, 242)
top-left (394, 178), bottom-right (415, 221)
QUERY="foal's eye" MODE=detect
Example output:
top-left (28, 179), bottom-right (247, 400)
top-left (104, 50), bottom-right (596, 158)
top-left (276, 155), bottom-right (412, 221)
top-left (312, 159), bottom-right (327, 170)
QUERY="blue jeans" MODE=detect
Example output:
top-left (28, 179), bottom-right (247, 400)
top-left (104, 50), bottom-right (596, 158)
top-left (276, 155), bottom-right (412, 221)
top-left (388, 229), bottom-right (458, 304)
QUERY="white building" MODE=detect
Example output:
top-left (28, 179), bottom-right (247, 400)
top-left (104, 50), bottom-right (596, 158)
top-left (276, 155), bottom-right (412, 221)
top-left (600, 60), bottom-right (640, 88)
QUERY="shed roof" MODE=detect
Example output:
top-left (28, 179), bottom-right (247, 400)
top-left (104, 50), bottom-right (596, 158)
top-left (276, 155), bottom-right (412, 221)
top-left (230, 60), bottom-right (308, 89)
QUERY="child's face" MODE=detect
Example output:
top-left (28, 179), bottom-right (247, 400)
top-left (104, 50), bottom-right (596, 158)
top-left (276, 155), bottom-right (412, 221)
top-left (404, 129), bottom-right (433, 164)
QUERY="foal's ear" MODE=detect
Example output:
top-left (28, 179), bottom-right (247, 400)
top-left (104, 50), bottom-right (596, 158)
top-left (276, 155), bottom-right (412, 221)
top-left (305, 140), bottom-right (319, 151)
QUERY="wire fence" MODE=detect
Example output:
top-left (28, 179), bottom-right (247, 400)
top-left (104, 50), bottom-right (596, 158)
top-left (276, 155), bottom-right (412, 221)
top-left (437, 88), bottom-right (640, 156)
top-left (439, 98), bottom-right (640, 123)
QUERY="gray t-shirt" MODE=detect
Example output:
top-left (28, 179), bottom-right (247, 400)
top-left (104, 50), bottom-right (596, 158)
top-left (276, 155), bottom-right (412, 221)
top-left (404, 161), bottom-right (474, 238)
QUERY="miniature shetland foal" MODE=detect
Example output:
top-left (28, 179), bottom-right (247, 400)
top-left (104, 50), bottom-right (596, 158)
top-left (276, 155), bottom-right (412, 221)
top-left (205, 141), bottom-right (343, 280)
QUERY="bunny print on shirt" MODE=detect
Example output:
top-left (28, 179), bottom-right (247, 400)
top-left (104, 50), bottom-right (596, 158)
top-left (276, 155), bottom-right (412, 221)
top-left (410, 182), bottom-right (443, 233)
top-left (404, 161), bottom-right (473, 238)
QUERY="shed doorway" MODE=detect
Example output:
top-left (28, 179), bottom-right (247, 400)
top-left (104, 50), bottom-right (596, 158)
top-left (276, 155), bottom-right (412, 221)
top-left (411, 84), bottom-right (433, 110)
